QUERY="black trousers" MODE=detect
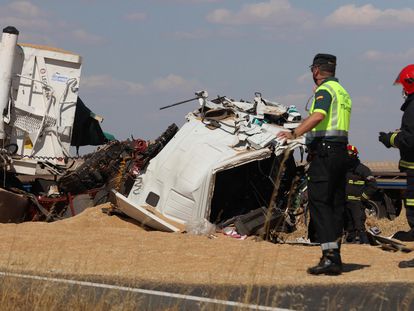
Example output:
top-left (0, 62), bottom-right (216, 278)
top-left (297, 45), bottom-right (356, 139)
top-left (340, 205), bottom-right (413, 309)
top-left (307, 142), bottom-right (348, 245)
top-left (344, 201), bottom-right (366, 232)
top-left (405, 169), bottom-right (414, 229)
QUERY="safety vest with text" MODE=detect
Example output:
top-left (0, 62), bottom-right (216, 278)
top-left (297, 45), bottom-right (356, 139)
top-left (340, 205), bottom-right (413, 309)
top-left (307, 80), bottom-right (352, 141)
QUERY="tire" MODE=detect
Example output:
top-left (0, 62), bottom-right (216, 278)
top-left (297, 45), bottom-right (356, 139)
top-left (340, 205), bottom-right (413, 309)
top-left (365, 200), bottom-right (388, 219)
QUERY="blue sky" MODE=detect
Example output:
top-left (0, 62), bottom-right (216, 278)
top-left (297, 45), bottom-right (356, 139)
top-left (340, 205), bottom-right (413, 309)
top-left (1, 0), bottom-right (413, 161)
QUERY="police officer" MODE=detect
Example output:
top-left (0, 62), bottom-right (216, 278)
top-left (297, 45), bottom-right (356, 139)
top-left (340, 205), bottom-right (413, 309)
top-left (379, 64), bottom-right (414, 243)
top-left (278, 53), bottom-right (352, 275)
top-left (344, 145), bottom-right (377, 244)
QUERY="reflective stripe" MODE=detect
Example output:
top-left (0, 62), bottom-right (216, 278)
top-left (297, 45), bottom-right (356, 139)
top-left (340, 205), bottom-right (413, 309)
top-left (406, 198), bottom-right (414, 206)
top-left (390, 132), bottom-right (398, 147)
top-left (321, 242), bottom-right (339, 250)
top-left (400, 160), bottom-right (414, 169)
top-left (313, 108), bottom-right (327, 116)
top-left (348, 180), bottom-right (365, 185)
top-left (306, 130), bottom-right (348, 138)
top-left (347, 195), bottom-right (361, 201)
top-left (361, 193), bottom-right (369, 200)
top-left (323, 83), bottom-right (338, 129)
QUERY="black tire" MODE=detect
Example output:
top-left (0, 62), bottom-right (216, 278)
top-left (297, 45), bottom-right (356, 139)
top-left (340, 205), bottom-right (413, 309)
top-left (365, 200), bottom-right (388, 219)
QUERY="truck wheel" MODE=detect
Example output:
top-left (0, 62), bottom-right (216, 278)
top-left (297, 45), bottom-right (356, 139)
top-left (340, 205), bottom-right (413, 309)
top-left (365, 200), bottom-right (388, 219)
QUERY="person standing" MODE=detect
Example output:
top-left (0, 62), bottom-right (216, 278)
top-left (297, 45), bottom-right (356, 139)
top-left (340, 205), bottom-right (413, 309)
top-left (278, 53), bottom-right (352, 275)
top-left (344, 144), bottom-right (377, 244)
top-left (379, 64), bottom-right (414, 243)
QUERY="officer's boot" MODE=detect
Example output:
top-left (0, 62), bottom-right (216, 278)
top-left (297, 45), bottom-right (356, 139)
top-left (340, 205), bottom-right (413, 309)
top-left (392, 229), bottom-right (414, 242)
top-left (307, 249), bottom-right (343, 275)
top-left (399, 258), bottom-right (414, 268)
top-left (358, 230), bottom-right (370, 244)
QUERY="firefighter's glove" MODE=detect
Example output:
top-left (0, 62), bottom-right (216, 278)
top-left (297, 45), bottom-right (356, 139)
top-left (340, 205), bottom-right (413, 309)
top-left (379, 132), bottom-right (392, 148)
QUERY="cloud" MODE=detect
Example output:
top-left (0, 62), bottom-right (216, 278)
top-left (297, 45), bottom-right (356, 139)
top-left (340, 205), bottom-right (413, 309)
top-left (152, 74), bottom-right (195, 92)
top-left (350, 95), bottom-right (376, 113)
top-left (8, 1), bottom-right (45, 18)
top-left (297, 72), bottom-right (312, 85)
top-left (0, 16), bottom-right (51, 31)
top-left (0, 1), bottom-right (51, 31)
top-left (362, 48), bottom-right (414, 62)
top-left (82, 74), bottom-right (200, 96)
top-left (169, 27), bottom-right (244, 40)
top-left (0, 1), bottom-right (105, 46)
top-left (156, 0), bottom-right (222, 3)
top-left (124, 12), bottom-right (147, 22)
top-left (71, 29), bottom-right (105, 45)
top-left (206, 0), bottom-right (314, 28)
top-left (275, 93), bottom-right (310, 110)
top-left (81, 75), bottom-right (145, 95)
top-left (325, 4), bottom-right (414, 28)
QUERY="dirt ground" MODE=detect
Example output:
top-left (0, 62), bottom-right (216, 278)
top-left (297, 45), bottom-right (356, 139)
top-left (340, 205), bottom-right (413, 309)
top-left (0, 203), bottom-right (413, 287)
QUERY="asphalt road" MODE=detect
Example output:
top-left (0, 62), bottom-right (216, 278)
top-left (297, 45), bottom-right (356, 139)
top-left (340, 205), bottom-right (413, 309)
top-left (0, 271), bottom-right (413, 310)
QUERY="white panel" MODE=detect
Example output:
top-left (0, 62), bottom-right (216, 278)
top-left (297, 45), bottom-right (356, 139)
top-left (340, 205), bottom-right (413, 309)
top-left (115, 191), bottom-right (180, 232)
top-left (164, 189), bottom-right (195, 221)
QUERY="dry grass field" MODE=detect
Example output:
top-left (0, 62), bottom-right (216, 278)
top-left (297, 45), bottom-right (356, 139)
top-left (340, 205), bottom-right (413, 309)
top-left (0, 203), bottom-right (413, 310)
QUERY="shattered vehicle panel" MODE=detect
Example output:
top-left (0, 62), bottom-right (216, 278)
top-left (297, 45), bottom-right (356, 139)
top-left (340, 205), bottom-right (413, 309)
top-left (115, 92), bottom-right (306, 232)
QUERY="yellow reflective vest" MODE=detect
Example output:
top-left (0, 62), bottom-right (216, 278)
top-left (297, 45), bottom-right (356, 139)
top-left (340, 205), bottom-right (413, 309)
top-left (307, 80), bottom-right (352, 141)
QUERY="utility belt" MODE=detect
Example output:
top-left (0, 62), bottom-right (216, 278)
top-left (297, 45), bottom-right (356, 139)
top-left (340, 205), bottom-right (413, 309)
top-left (307, 140), bottom-right (347, 160)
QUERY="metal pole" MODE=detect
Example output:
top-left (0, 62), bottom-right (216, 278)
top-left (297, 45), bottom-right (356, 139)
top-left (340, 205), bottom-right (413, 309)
top-left (0, 26), bottom-right (19, 139)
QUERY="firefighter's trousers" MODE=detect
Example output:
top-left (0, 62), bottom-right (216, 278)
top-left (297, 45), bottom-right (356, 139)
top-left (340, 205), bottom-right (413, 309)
top-left (405, 169), bottom-right (414, 229)
top-left (345, 201), bottom-right (366, 233)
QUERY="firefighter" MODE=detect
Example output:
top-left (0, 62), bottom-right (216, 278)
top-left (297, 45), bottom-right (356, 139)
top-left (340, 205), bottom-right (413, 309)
top-left (278, 53), bottom-right (352, 275)
top-left (344, 144), bottom-right (377, 244)
top-left (379, 64), bottom-right (414, 243)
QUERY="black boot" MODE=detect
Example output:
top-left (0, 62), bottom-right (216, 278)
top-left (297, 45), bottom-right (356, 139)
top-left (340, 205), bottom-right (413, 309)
top-left (392, 230), bottom-right (414, 242)
top-left (358, 231), bottom-right (370, 244)
top-left (307, 249), bottom-right (343, 275)
top-left (345, 231), bottom-right (356, 243)
top-left (399, 259), bottom-right (414, 268)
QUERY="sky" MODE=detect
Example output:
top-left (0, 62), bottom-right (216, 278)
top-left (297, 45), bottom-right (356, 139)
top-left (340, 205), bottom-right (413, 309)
top-left (1, 0), bottom-right (413, 161)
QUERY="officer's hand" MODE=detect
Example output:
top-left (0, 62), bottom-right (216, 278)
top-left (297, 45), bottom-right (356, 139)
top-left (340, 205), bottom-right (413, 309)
top-left (276, 131), bottom-right (293, 140)
top-left (378, 132), bottom-right (392, 148)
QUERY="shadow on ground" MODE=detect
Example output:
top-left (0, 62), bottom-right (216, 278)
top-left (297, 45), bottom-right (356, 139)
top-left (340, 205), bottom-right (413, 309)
top-left (342, 263), bottom-right (370, 273)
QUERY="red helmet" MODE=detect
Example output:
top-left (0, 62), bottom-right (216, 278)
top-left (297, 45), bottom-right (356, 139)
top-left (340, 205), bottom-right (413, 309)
top-left (394, 64), bottom-right (414, 95)
top-left (347, 144), bottom-right (358, 156)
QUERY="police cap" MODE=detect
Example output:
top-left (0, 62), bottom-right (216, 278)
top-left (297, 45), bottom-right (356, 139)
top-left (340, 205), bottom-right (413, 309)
top-left (311, 53), bottom-right (337, 66)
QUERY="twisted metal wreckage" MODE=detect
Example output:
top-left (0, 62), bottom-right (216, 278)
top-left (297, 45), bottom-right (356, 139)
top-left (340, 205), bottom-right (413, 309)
top-left (0, 24), bottom-right (307, 239)
top-left (0, 26), bottom-right (183, 224)
top-left (0, 25), bottom-right (403, 242)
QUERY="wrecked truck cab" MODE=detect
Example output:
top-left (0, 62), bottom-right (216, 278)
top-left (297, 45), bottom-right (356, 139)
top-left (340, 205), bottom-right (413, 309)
top-left (0, 25), bottom-right (114, 223)
top-left (114, 92), bottom-right (306, 234)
